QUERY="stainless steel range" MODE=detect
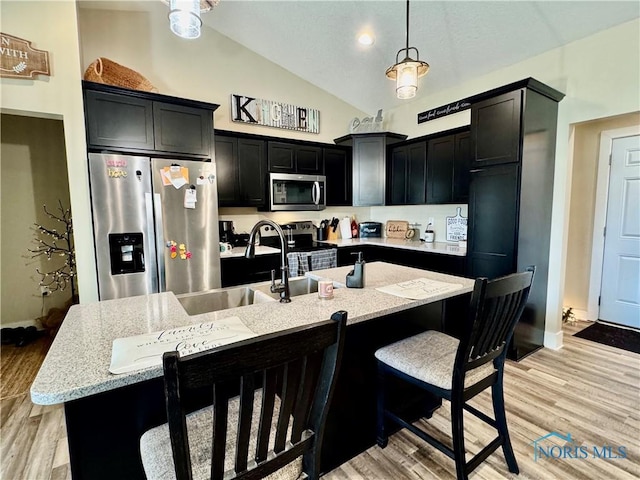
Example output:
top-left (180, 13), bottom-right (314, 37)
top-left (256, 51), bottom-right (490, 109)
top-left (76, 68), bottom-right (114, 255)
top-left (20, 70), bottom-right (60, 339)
top-left (258, 221), bottom-right (323, 251)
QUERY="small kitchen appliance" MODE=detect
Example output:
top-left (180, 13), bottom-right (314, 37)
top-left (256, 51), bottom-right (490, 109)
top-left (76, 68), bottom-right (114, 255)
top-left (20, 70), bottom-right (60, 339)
top-left (268, 173), bottom-right (326, 211)
top-left (219, 220), bottom-right (235, 244)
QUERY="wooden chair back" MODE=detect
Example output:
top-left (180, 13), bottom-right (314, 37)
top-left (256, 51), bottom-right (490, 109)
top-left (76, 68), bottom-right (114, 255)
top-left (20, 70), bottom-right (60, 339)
top-left (456, 267), bottom-right (535, 374)
top-left (163, 311), bottom-right (348, 480)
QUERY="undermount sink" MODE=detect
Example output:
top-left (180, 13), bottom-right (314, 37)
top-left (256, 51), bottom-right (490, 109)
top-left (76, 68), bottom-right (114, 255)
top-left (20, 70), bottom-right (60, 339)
top-left (251, 276), bottom-right (320, 300)
top-left (176, 286), bottom-right (273, 316)
top-left (176, 277), bottom-right (325, 315)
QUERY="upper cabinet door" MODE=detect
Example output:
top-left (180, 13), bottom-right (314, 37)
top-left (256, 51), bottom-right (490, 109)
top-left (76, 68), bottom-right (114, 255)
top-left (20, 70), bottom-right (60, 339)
top-left (324, 147), bottom-right (352, 206)
top-left (237, 138), bottom-right (266, 205)
top-left (214, 135), bottom-right (239, 206)
top-left (296, 145), bottom-right (323, 174)
top-left (427, 135), bottom-right (454, 204)
top-left (153, 103), bottom-right (211, 156)
top-left (268, 142), bottom-right (296, 172)
top-left (388, 145), bottom-right (408, 205)
top-left (85, 90), bottom-right (154, 151)
top-left (406, 142), bottom-right (427, 204)
top-left (471, 90), bottom-right (522, 167)
top-left (353, 136), bottom-right (386, 206)
top-left (452, 131), bottom-right (471, 203)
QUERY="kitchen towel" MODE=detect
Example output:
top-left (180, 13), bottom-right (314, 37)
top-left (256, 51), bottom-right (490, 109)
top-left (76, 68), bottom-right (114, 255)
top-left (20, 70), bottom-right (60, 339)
top-left (287, 249), bottom-right (337, 277)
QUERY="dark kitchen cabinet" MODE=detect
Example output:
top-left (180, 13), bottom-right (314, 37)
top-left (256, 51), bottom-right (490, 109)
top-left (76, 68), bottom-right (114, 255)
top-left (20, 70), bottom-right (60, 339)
top-left (324, 147), bottom-right (352, 206)
top-left (83, 81), bottom-right (217, 157)
top-left (221, 254), bottom-right (279, 287)
top-left (334, 132), bottom-right (407, 206)
top-left (388, 141), bottom-right (427, 205)
top-left (426, 130), bottom-right (471, 204)
top-left (452, 132), bottom-right (471, 202)
top-left (467, 79), bottom-right (564, 360)
top-left (85, 89), bottom-right (154, 151)
top-left (268, 141), bottom-right (323, 174)
top-left (152, 103), bottom-right (211, 156)
top-left (471, 90), bottom-right (522, 167)
top-left (215, 135), bottom-right (266, 207)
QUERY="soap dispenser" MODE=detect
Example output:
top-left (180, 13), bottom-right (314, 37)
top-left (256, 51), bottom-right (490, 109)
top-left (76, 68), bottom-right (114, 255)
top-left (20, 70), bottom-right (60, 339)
top-left (346, 251), bottom-right (365, 288)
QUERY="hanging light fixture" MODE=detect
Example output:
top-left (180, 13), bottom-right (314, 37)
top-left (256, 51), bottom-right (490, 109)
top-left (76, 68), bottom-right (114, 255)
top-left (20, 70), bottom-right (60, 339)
top-left (168, 0), bottom-right (219, 40)
top-left (385, 0), bottom-right (429, 99)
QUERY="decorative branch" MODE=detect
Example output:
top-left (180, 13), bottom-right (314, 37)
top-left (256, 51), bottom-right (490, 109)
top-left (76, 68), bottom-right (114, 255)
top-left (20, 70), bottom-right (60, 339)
top-left (27, 200), bottom-right (77, 299)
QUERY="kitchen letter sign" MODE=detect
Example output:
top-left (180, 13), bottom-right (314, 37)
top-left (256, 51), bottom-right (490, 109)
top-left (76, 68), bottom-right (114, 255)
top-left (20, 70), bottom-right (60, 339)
top-left (231, 94), bottom-right (320, 133)
top-left (0, 33), bottom-right (50, 79)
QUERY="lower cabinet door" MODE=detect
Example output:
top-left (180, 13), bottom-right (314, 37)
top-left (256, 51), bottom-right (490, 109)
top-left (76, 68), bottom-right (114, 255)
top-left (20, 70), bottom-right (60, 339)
top-left (467, 163), bottom-right (519, 279)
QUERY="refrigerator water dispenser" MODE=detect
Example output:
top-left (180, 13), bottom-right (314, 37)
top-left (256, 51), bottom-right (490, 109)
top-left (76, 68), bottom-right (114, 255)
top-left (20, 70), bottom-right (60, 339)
top-left (109, 233), bottom-right (145, 274)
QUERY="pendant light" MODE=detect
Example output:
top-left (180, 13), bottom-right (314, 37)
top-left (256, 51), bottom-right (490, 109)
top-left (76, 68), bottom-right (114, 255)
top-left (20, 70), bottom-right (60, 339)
top-left (168, 0), bottom-right (219, 40)
top-left (385, 0), bottom-right (430, 99)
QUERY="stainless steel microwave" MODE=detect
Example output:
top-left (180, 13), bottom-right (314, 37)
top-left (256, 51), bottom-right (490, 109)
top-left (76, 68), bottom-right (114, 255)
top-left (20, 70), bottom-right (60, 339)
top-left (269, 173), bottom-right (326, 211)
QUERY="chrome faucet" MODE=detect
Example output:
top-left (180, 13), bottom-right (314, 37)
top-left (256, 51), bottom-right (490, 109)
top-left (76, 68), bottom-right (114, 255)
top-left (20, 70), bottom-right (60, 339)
top-left (245, 219), bottom-right (291, 303)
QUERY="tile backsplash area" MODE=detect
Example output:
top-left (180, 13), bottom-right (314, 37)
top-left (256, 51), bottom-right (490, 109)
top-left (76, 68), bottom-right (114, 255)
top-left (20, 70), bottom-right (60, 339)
top-left (219, 204), bottom-right (467, 243)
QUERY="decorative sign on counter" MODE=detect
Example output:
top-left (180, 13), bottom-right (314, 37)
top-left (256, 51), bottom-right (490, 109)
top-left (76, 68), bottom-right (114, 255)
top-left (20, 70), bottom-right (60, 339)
top-left (109, 317), bottom-right (257, 375)
top-left (385, 220), bottom-right (409, 239)
top-left (446, 207), bottom-right (468, 242)
top-left (231, 94), bottom-right (319, 133)
top-left (417, 98), bottom-right (472, 124)
top-left (0, 33), bottom-right (50, 79)
top-left (376, 278), bottom-right (463, 300)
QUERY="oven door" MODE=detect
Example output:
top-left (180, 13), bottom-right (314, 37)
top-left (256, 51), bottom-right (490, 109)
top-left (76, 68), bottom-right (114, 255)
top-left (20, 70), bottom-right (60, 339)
top-left (269, 173), bottom-right (326, 211)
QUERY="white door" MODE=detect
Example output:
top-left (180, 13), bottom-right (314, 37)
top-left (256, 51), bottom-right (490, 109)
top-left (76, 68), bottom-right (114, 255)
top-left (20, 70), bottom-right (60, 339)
top-left (600, 135), bottom-right (640, 328)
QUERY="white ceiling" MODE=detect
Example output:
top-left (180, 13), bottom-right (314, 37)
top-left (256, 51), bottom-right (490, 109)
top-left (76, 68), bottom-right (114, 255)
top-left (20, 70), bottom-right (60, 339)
top-left (81, 1), bottom-right (640, 114)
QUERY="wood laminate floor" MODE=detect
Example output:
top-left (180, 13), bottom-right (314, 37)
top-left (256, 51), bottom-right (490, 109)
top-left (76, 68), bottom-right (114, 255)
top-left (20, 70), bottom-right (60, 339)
top-left (1, 320), bottom-right (638, 480)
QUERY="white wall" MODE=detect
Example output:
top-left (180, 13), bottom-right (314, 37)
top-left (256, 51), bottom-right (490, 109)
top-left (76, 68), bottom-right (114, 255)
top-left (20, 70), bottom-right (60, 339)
top-left (77, 4), bottom-right (366, 144)
top-left (385, 19), bottom-right (640, 348)
top-left (1, 115), bottom-right (73, 327)
top-left (0, 0), bottom-right (98, 304)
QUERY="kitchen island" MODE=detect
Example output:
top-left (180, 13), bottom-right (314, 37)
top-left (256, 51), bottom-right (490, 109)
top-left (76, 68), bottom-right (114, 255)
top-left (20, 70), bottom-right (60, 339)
top-left (31, 262), bottom-right (474, 479)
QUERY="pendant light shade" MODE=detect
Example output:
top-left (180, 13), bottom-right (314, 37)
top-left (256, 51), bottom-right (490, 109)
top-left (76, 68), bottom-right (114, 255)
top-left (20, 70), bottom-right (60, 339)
top-left (386, 0), bottom-right (429, 99)
top-left (169, 0), bottom-right (202, 39)
top-left (168, 0), bottom-right (219, 40)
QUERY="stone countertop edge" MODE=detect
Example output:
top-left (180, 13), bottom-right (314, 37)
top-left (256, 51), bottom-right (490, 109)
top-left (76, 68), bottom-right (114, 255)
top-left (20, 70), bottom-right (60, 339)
top-left (30, 262), bottom-right (474, 406)
top-left (220, 245), bottom-right (280, 258)
top-left (317, 238), bottom-right (467, 257)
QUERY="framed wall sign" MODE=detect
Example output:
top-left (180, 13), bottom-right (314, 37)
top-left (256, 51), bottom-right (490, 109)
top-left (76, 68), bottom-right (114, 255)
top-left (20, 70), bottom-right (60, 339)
top-left (0, 33), bottom-right (50, 79)
top-left (231, 94), bottom-right (320, 133)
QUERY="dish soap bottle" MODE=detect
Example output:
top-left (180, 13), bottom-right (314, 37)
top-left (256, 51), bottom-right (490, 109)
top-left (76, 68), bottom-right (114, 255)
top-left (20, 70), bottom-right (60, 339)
top-left (346, 251), bottom-right (365, 288)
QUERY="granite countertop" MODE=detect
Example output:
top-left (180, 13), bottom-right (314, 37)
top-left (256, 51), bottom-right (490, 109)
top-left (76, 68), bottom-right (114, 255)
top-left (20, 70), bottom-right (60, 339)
top-left (318, 238), bottom-right (467, 257)
top-left (30, 262), bottom-right (474, 406)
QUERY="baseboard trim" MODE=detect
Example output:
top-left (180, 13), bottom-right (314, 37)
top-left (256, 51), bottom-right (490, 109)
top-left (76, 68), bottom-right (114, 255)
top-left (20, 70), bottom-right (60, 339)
top-left (572, 309), bottom-right (589, 321)
top-left (1, 319), bottom-right (41, 330)
top-left (544, 329), bottom-right (564, 350)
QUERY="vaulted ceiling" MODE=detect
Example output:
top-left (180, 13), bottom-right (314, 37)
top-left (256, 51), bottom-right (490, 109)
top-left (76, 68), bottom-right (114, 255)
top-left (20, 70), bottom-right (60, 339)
top-left (81, 1), bottom-right (640, 113)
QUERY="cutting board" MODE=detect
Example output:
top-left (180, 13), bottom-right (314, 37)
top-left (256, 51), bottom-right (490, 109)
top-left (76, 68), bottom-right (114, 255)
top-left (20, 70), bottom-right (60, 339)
top-left (446, 207), bottom-right (468, 242)
top-left (385, 220), bottom-right (409, 238)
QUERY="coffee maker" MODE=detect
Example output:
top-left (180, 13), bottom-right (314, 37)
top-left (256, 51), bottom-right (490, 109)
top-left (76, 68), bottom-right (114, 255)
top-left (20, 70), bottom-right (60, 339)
top-left (219, 220), bottom-right (235, 244)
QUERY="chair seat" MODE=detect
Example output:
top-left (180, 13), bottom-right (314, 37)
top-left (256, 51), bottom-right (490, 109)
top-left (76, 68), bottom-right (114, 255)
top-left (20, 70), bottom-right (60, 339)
top-left (140, 389), bottom-right (303, 480)
top-left (375, 331), bottom-right (495, 391)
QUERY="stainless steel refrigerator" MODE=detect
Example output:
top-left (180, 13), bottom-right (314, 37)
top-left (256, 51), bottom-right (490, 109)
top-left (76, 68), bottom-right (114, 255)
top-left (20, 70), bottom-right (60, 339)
top-left (88, 153), bottom-right (221, 300)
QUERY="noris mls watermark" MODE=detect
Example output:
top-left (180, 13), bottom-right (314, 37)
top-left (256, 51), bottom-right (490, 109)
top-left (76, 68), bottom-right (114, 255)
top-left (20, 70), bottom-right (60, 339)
top-left (531, 432), bottom-right (627, 461)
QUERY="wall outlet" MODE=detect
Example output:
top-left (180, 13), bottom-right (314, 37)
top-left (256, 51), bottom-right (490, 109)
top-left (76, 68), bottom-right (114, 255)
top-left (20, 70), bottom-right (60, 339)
top-left (40, 286), bottom-right (51, 296)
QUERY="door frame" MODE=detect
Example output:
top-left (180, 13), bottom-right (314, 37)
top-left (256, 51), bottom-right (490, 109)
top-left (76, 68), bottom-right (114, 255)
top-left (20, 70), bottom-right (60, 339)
top-left (587, 125), bottom-right (640, 320)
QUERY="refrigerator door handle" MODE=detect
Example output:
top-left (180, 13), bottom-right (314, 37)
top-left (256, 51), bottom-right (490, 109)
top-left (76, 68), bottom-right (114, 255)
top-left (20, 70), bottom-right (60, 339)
top-left (144, 193), bottom-right (157, 294)
top-left (153, 193), bottom-right (166, 292)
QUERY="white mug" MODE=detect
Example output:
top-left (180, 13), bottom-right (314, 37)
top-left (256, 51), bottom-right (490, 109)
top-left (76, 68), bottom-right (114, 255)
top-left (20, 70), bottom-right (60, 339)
top-left (219, 242), bottom-right (233, 253)
top-left (318, 280), bottom-right (334, 300)
top-left (424, 231), bottom-right (435, 243)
